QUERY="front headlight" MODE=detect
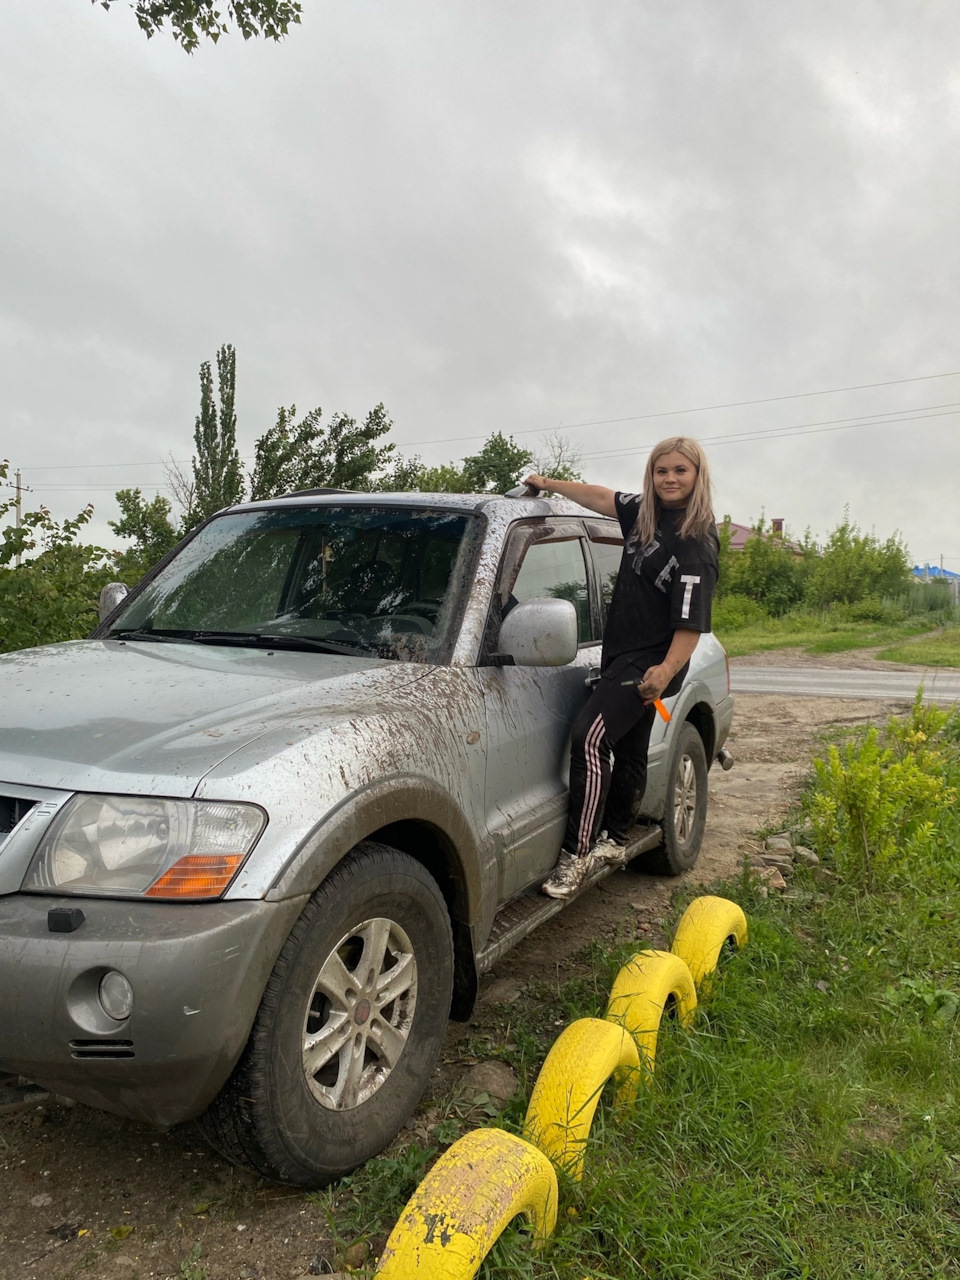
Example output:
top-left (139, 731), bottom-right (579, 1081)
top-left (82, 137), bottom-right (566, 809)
top-left (23, 794), bottom-right (267, 900)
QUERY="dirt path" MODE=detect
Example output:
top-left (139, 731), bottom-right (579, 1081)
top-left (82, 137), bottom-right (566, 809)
top-left (0, 690), bottom-right (912, 1280)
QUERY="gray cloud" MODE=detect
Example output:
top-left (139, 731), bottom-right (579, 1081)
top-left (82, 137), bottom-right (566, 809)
top-left (1, 0), bottom-right (959, 567)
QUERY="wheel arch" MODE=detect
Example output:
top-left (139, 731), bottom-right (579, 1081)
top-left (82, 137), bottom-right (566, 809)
top-left (265, 778), bottom-right (487, 1020)
top-left (682, 699), bottom-right (717, 764)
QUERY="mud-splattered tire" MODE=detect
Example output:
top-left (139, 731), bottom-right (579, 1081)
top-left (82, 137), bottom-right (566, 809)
top-left (647, 722), bottom-right (708, 876)
top-left (198, 842), bottom-right (454, 1187)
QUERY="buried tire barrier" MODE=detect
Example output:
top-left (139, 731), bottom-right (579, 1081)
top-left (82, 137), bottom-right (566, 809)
top-left (375, 1127), bottom-right (557, 1278)
top-left (604, 949), bottom-right (698, 1072)
top-left (374, 896), bottom-right (745, 1276)
top-left (521, 1017), bottom-right (640, 1180)
top-left (670, 894), bottom-right (748, 988)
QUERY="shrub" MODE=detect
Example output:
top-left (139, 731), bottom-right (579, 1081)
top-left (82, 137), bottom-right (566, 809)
top-left (718, 516), bottom-right (811, 615)
top-left (0, 459), bottom-right (129, 655)
top-left (805, 694), bottom-right (956, 891)
top-left (712, 593), bottom-right (770, 632)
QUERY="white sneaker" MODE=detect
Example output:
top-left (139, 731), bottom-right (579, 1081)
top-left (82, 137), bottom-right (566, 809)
top-left (591, 835), bottom-right (628, 868)
top-left (541, 850), bottom-right (594, 898)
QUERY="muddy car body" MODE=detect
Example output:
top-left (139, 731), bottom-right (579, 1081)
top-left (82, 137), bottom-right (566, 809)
top-left (0, 492), bottom-right (733, 1184)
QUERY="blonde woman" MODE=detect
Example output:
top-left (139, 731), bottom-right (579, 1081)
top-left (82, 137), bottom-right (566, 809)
top-left (524, 437), bottom-right (719, 898)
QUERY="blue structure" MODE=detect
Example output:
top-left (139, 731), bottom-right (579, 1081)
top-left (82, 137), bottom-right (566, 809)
top-left (912, 564), bottom-right (960, 580)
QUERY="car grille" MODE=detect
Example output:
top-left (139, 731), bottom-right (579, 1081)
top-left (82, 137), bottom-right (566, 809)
top-left (0, 796), bottom-right (37, 836)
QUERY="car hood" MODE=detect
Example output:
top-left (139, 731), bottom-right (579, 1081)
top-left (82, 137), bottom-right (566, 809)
top-left (0, 639), bottom-right (428, 797)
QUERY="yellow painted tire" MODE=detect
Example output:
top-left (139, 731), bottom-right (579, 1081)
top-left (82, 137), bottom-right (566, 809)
top-left (671, 895), bottom-right (748, 988)
top-left (521, 1017), bottom-right (640, 1180)
top-left (604, 949), bottom-right (697, 1072)
top-left (375, 1128), bottom-right (558, 1278)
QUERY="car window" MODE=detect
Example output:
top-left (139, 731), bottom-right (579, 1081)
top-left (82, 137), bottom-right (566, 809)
top-left (510, 535), bottom-right (592, 644)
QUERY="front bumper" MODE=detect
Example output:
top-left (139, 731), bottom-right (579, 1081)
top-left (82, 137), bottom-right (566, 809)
top-left (0, 892), bottom-right (306, 1126)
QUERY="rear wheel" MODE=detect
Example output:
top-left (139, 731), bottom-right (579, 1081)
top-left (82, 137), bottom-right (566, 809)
top-left (199, 842), bottom-right (454, 1186)
top-left (646, 722), bottom-right (708, 876)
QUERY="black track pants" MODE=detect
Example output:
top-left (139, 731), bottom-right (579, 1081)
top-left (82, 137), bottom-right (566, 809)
top-left (562, 671), bottom-right (657, 857)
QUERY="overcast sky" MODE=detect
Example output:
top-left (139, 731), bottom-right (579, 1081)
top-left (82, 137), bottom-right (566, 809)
top-left (2, 0), bottom-right (959, 568)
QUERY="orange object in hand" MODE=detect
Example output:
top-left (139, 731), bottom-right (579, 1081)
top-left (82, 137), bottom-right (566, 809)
top-left (653, 698), bottom-right (671, 723)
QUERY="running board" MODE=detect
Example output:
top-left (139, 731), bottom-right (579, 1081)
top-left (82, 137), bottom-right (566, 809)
top-left (476, 824), bottom-right (662, 974)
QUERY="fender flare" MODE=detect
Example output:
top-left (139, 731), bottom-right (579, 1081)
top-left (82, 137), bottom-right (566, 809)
top-left (266, 774), bottom-right (488, 921)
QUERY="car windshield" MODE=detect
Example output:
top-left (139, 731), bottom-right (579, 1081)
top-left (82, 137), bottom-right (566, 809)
top-left (109, 505), bottom-right (477, 663)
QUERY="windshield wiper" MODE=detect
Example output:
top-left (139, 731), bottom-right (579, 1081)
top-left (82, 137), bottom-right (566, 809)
top-left (109, 628), bottom-right (197, 645)
top-left (188, 631), bottom-right (377, 656)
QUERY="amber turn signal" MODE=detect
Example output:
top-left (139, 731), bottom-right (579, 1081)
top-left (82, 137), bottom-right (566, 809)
top-left (145, 854), bottom-right (245, 899)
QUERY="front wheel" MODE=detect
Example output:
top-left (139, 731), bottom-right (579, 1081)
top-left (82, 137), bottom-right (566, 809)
top-left (199, 842), bottom-right (454, 1186)
top-left (646, 722), bottom-right (708, 876)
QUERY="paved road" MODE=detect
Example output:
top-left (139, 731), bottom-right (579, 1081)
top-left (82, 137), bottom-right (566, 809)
top-left (731, 666), bottom-right (960, 704)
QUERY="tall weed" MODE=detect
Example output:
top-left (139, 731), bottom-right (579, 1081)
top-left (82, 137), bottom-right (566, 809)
top-left (804, 694), bottom-right (957, 891)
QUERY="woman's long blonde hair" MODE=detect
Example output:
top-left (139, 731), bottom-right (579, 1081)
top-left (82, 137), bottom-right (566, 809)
top-left (635, 437), bottom-right (715, 548)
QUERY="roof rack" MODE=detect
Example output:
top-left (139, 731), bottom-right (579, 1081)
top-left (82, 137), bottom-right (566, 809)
top-left (278, 488), bottom-right (356, 498)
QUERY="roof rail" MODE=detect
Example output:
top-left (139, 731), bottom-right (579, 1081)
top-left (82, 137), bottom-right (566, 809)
top-left (278, 487), bottom-right (356, 498)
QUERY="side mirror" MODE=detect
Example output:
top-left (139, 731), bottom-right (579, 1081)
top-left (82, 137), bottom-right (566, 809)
top-left (99, 582), bottom-right (129, 624)
top-left (497, 598), bottom-right (579, 667)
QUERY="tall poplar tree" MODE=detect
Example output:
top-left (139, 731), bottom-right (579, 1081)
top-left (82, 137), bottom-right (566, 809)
top-left (190, 344), bottom-right (244, 526)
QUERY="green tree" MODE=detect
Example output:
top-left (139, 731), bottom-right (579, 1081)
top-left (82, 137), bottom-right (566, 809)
top-left (461, 432), bottom-right (533, 493)
top-left (191, 344), bottom-right (244, 526)
top-left (93, 0), bottom-right (301, 52)
top-left (109, 488), bottom-right (180, 578)
top-left (249, 404), bottom-right (321, 500)
top-left (370, 453), bottom-right (433, 492)
top-left (0, 461), bottom-right (118, 654)
top-left (720, 515), bottom-right (812, 616)
top-left (805, 512), bottom-right (910, 607)
top-left (417, 463), bottom-right (474, 492)
top-left (249, 402), bottom-right (397, 499)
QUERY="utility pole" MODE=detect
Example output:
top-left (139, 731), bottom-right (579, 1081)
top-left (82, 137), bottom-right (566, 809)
top-left (15, 470), bottom-right (22, 568)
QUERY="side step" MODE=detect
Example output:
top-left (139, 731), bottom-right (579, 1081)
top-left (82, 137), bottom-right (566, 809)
top-left (476, 824), bottom-right (662, 974)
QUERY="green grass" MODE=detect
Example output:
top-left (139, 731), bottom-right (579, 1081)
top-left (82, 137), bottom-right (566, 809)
top-left (337, 865), bottom-right (960, 1278)
top-left (318, 706), bottom-right (960, 1278)
top-left (878, 626), bottom-right (960, 668)
top-left (717, 616), bottom-right (940, 659)
top-left (465, 870), bottom-right (960, 1280)
top-left (477, 703), bottom-right (960, 1277)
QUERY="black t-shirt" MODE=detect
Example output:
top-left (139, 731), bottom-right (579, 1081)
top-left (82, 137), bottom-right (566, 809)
top-left (601, 493), bottom-right (719, 686)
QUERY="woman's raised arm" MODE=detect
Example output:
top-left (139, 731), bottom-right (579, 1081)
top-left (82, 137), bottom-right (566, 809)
top-left (523, 474), bottom-right (618, 519)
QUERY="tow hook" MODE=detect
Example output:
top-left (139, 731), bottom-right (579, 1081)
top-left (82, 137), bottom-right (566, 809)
top-left (716, 747), bottom-right (734, 771)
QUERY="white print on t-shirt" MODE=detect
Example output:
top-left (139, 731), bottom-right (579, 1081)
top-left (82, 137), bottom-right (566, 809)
top-left (654, 555), bottom-right (679, 593)
top-left (680, 574), bottom-right (701, 619)
top-left (625, 522), bottom-right (659, 561)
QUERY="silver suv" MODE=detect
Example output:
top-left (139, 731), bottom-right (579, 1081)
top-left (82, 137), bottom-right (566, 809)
top-left (0, 491), bottom-right (733, 1186)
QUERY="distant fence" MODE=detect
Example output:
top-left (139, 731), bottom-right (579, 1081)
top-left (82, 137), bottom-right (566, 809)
top-left (912, 568), bottom-right (960, 607)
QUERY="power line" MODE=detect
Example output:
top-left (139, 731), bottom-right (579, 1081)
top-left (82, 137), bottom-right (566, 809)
top-left (579, 402), bottom-right (960, 462)
top-left (20, 401), bottom-right (960, 491)
top-left (558, 367), bottom-right (960, 432)
top-left (17, 365), bottom-right (960, 470)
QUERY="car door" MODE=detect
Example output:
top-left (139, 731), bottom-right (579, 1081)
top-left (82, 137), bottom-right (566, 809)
top-left (479, 519), bottom-right (603, 901)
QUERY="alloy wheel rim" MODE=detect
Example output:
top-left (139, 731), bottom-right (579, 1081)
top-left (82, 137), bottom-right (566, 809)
top-left (673, 753), bottom-right (697, 845)
top-left (302, 916), bottom-right (418, 1111)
